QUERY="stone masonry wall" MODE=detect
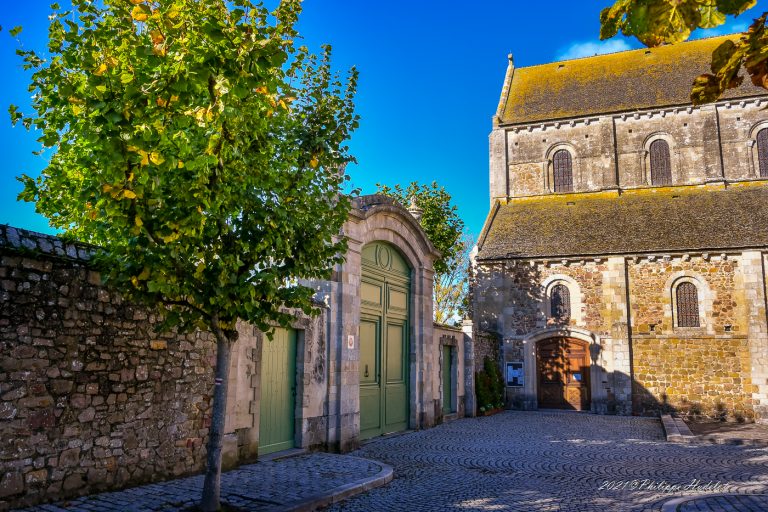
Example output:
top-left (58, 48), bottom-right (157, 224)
top-left (0, 226), bottom-right (215, 510)
top-left (473, 331), bottom-right (499, 374)
top-left (473, 251), bottom-right (765, 420)
top-left (628, 255), bottom-right (754, 420)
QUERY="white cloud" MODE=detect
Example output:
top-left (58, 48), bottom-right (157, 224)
top-left (556, 39), bottom-right (633, 61)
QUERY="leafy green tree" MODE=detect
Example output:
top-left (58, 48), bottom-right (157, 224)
top-left (433, 233), bottom-right (473, 325)
top-left (376, 181), bottom-right (468, 324)
top-left (599, 0), bottom-right (766, 104)
top-left (9, 1), bottom-right (358, 509)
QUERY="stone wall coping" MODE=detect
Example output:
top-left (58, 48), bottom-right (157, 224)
top-left (433, 322), bottom-right (463, 333)
top-left (0, 224), bottom-right (95, 262)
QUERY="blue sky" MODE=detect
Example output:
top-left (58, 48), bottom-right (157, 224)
top-left (0, 1), bottom-right (757, 236)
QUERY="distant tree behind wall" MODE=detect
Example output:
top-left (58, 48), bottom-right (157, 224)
top-left (376, 181), bottom-right (469, 324)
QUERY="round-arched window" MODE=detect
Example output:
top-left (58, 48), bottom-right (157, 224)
top-left (551, 284), bottom-right (571, 321)
top-left (649, 139), bottom-right (672, 186)
top-left (552, 150), bottom-right (573, 193)
top-left (676, 281), bottom-right (700, 327)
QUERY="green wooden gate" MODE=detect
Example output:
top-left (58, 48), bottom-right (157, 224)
top-left (442, 345), bottom-right (455, 414)
top-left (259, 328), bottom-right (297, 455)
top-left (360, 242), bottom-right (410, 440)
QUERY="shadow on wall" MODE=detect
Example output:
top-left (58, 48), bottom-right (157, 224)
top-left (471, 261), bottom-right (755, 423)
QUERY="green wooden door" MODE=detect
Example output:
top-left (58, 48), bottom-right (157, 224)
top-left (360, 242), bottom-right (410, 440)
top-left (259, 328), bottom-right (297, 455)
top-left (442, 345), bottom-right (455, 414)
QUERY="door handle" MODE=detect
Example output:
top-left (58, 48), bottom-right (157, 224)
top-left (364, 364), bottom-right (369, 378)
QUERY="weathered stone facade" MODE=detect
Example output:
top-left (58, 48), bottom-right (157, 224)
top-left (1, 195), bottom-right (475, 509)
top-left (0, 227), bottom-right (215, 510)
top-left (475, 37), bottom-right (768, 423)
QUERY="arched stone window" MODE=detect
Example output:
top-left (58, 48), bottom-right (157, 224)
top-left (675, 281), bottom-right (700, 327)
top-left (649, 139), bottom-right (672, 186)
top-left (550, 283), bottom-right (571, 321)
top-left (757, 128), bottom-right (768, 177)
top-left (552, 149), bottom-right (573, 193)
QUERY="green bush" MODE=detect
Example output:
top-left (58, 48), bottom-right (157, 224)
top-left (475, 356), bottom-right (505, 413)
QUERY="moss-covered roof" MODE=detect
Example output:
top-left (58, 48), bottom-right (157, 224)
top-left (500, 36), bottom-right (766, 125)
top-left (476, 183), bottom-right (768, 260)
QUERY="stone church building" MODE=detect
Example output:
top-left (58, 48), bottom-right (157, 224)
top-left (474, 35), bottom-right (768, 423)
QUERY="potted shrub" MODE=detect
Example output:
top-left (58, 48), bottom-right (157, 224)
top-left (475, 356), bottom-right (505, 416)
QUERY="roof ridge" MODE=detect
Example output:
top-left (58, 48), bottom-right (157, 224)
top-left (518, 33), bottom-right (738, 71)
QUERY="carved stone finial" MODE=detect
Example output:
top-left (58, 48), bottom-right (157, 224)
top-left (407, 196), bottom-right (423, 222)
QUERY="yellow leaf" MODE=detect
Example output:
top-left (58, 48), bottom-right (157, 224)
top-left (153, 44), bottom-right (166, 57)
top-left (255, 86), bottom-right (268, 94)
top-left (127, 171), bottom-right (134, 182)
top-left (131, 5), bottom-right (148, 21)
top-left (93, 63), bottom-right (107, 76)
top-left (131, 276), bottom-right (139, 287)
top-left (156, 97), bottom-right (168, 107)
top-left (278, 99), bottom-right (288, 110)
top-left (123, 189), bottom-right (137, 199)
top-left (170, 95), bottom-right (179, 103)
top-left (139, 150), bottom-right (149, 166)
top-left (127, 145), bottom-right (139, 153)
top-left (87, 210), bottom-right (98, 220)
top-left (309, 156), bottom-right (319, 168)
top-left (177, 160), bottom-right (184, 168)
top-left (134, 216), bottom-right (143, 227)
top-left (102, 184), bottom-right (113, 193)
top-left (168, 8), bottom-right (180, 19)
top-left (162, 232), bottom-right (180, 243)
top-left (150, 30), bottom-right (164, 45)
top-left (71, 104), bottom-right (83, 116)
top-left (149, 151), bottom-right (165, 165)
top-left (130, 0), bottom-right (144, 4)
top-left (137, 267), bottom-right (150, 280)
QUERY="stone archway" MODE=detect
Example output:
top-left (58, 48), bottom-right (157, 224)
top-left (521, 327), bottom-right (601, 412)
top-left (326, 195), bottom-right (440, 451)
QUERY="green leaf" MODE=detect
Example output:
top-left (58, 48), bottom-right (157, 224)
top-left (9, 25), bottom-right (22, 37)
top-left (698, 4), bottom-right (727, 29)
top-left (715, 0), bottom-right (757, 16)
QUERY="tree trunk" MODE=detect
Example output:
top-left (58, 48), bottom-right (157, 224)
top-left (200, 319), bottom-right (233, 511)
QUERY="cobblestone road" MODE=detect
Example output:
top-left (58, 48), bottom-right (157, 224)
top-left (327, 411), bottom-right (768, 512)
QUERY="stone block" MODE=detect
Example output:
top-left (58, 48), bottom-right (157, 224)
top-left (0, 471), bottom-right (23, 498)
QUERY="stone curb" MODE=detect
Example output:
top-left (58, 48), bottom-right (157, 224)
top-left (660, 493), bottom-right (768, 512)
top-left (660, 414), bottom-right (768, 447)
top-left (273, 456), bottom-right (393, 512)
top-left (660, 414), bottom-right (696, 443)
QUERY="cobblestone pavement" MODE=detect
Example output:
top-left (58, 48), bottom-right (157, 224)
top-left (676, 494), bottom-right (768, 511)
top-left (15, 453), bottom-right (383, 512)
top-left (326, 411), bottom-right (768, 512)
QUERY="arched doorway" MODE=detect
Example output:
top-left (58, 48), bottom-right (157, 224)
top-left (537, 337), bottom-right (591, 410)
top-left (359, 241), bottom-right (411, 440)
